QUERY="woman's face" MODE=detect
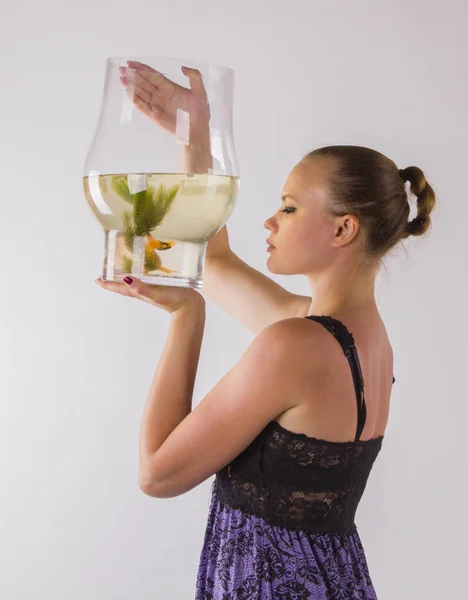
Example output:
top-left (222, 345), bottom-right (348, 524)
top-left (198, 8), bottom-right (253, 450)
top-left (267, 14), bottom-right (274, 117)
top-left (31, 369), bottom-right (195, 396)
top-left (264, 158), bottom-right (342, 276)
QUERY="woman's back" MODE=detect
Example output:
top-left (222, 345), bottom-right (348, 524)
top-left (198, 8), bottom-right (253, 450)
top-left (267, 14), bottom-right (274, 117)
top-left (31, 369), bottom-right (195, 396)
top-left (196, 314), bottom-right (395, 599)
top-left (274, 309), bottom-right (394, 443)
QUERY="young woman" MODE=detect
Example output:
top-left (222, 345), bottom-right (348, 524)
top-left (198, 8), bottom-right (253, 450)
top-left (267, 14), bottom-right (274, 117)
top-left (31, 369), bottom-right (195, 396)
top-left (97, 62), bottom-right (436, 599)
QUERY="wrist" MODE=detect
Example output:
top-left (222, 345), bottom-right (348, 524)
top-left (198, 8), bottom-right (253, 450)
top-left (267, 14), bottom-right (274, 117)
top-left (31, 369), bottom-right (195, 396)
top-left (182, 140), bottom-right (213, 173)
top-left (171, 294), bottom-right (206, 321)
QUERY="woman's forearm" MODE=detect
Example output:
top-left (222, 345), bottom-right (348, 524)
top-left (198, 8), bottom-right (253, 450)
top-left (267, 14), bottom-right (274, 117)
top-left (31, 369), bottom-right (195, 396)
top-left (138, 298), bottom-right (206, 480)
top-left (180, 128), bottom-right (213, 173)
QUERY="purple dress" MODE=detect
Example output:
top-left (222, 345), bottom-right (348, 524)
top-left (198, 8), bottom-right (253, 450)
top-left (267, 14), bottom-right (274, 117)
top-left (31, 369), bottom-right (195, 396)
top-left (196, 315), bottom-right (394, 600)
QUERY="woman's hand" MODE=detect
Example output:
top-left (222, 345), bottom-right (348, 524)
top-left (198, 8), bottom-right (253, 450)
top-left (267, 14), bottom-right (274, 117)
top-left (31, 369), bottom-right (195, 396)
top-left (95, 276), bottom-right (205, 316)
top-left (119, 60), bottom-right (211, 140)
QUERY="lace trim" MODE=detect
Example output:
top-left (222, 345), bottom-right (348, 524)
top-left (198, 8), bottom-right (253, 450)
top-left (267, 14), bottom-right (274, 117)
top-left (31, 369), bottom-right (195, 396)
top-left (267, 420), bottom-right (384, 447)
top-left (214, 418), bottom-right (383, 535)
top-left (212, 478), bottom-right (359, 536)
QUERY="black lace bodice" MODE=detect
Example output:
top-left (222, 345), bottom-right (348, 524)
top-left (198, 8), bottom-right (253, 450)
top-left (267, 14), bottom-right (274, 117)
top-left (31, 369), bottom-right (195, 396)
top-left (214, 315), bottom-right (394, 535)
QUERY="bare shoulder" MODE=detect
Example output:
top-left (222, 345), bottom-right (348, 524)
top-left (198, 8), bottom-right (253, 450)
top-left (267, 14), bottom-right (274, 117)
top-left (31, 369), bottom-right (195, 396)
top-left (262, 315), bottom-right (338, 344)
top-left (257, 317), bottom-right (334, 374)
top-left (259, 315), bottom-right (367, 391)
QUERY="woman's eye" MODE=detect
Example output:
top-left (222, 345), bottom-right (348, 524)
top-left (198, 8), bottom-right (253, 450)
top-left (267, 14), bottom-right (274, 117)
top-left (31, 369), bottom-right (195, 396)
top-left (280, 206), bottom-right (296, 214)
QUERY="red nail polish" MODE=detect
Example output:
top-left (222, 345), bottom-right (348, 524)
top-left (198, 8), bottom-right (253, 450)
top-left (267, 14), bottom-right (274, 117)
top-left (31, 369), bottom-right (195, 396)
top-left (123, 277), bottom-right (133, 285)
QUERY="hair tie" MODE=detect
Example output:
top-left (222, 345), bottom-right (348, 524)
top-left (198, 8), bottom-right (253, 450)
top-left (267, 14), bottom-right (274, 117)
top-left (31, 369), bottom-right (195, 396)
top-left (398, 168), bottom-right (407, 182)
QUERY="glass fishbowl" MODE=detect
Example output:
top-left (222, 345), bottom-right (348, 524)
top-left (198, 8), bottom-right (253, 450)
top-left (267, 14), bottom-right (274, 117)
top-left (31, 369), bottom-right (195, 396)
top-left (83, 56), bottom-right (240, 289)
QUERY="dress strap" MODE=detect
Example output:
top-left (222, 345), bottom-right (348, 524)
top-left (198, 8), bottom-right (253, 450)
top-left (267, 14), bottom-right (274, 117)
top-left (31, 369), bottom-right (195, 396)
top-left (304, 315), bottom-right (366, 442)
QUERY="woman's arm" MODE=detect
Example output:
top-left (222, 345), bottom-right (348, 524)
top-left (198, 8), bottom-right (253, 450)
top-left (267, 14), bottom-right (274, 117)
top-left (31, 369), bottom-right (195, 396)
top-left (138, 297), bottom-right (206, 487)
top-left (180, 125), bottom-right (213, 173)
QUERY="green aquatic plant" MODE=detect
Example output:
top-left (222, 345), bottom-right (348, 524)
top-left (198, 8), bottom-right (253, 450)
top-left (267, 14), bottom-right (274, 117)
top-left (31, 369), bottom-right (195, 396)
top-left (111, 175), bottom-right (179, 235)
top-left (111, 175), bottom-right (180, 273)
top-left (121, 252), bottom-right (158, 273)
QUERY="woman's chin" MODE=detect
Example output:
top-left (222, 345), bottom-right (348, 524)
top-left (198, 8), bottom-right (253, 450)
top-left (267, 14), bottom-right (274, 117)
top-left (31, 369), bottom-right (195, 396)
top-left (266, 254), bottom-right (282, 274)
top-left (266, 255), bottom-right (302, 276)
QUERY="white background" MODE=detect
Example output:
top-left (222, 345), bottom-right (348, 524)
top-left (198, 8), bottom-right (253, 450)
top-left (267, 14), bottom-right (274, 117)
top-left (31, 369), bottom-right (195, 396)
top-left (1, 1), bottom-right (467, 598)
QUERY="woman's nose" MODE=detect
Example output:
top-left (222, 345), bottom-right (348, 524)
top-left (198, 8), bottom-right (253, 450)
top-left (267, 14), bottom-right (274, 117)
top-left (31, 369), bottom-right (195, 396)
top-left (264, 216), bottom-right (276, 231)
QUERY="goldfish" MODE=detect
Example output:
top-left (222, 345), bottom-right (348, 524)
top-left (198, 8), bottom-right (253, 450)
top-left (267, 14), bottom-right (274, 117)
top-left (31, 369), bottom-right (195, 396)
top-left (146, 232), bottom-right (175, 252)
top-left (145, 232), bottom-right (178, 274)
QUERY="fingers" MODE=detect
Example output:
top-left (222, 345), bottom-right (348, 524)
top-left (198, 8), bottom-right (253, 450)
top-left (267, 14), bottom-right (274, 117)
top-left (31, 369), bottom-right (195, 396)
top-left (95, 278), bottom-right (133, 297)
top-left (126, 60), bottom-right (158, 73)
top-left (119, 70), bottom-right (153, 107)
top-left (123, 80), bottom-right (151, 107)
top-left (96, 277), bottom-right (157, 299)
top-left (181, 65), bottom-right (207, 98)
top-left (120, 64), bottom-right (178, 114)
top-left (121, 67), bottom-right (160, 97)
top-left (123, 84), bottom-right (164, 120)
top-left (124, 61), bottom-right (175, 94)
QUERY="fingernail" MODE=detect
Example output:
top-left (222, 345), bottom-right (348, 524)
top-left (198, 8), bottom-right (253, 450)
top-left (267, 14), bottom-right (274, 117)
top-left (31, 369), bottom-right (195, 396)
top-left (123, 277), bottom-right (134, 285)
